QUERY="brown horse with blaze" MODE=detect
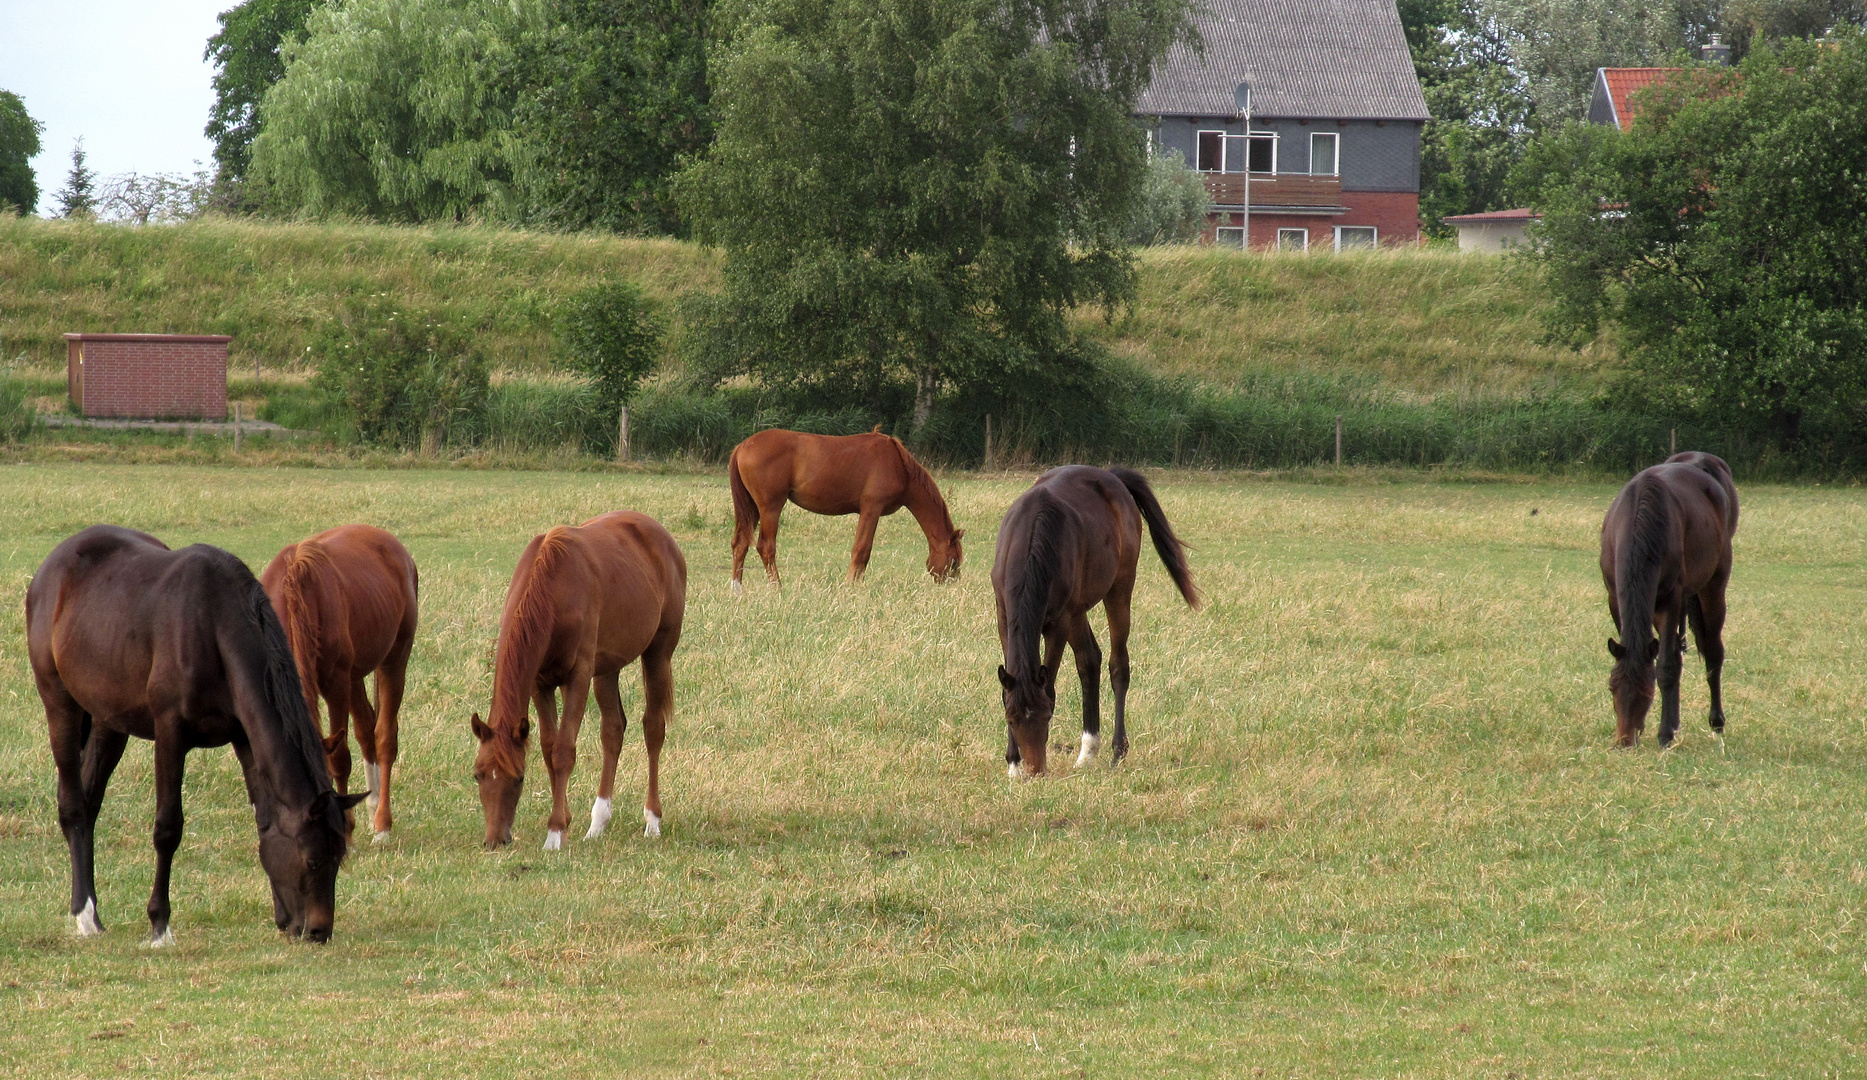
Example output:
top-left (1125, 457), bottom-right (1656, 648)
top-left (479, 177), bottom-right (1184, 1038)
top-left (260, 524), bottom-right (419, 843)
top-left (992, 466), bottom-right (1199, 777)
top-left (1600, 451), bottom-right (1738, 747)
top-left (27, 525), bottom-right (365, 944)
top-left (728, 427), bottom-right (963, 591)
top-left (471, 511), bottom-right (686, 850)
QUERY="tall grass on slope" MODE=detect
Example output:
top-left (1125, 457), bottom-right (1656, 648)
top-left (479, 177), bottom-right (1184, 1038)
top-left (0, 216), bottom-right (718, 374)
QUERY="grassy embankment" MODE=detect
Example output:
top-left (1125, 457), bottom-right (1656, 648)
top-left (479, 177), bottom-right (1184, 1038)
top-left (0, 464), bottom-right (1862, 1075)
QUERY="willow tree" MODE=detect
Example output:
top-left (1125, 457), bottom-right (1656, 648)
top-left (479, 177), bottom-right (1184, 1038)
top-left (678, 0), bottom-right (1196, 436)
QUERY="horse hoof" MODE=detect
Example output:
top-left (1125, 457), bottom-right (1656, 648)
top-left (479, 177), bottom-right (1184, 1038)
top-left (74, 898), bottom-right (103, 937)
top-left (543, 830), bottom-right (563, 852)
top-left (1074, 733), bottom-right (1100, 768)
top-left (643, 809), bottom-right (662, 838)
top-left (147, 925), bottom-right (176, 949)
top-left (371, 829), bottom-right (391, 844)
top-left (586, 797), bottom-right (613, 840)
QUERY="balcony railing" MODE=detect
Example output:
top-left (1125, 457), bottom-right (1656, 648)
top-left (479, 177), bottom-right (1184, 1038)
top-left (1202, 172), bottom-right (1345, 211)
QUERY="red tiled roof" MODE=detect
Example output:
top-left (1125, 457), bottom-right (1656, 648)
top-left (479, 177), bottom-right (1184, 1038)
top-left (1599, 68), bottom-right (1680, 132)
top-left (1441, 208), bottom-right (1539, 223)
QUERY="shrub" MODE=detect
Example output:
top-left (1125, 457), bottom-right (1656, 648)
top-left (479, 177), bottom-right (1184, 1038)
top-left (556, 281), bottom-right (662, 452)
top-left (311, 295), bottom-right (489, 449)
top-left (0, 366), bottom-right (39, 442)
top-left (1126, 150), bottom-right (1211, 246)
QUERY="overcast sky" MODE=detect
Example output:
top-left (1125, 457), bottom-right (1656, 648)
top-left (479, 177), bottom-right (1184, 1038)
top-left (1, 0), bottom-right (230, 213)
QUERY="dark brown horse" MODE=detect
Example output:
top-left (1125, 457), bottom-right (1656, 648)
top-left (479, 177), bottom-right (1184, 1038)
top-left (471, 511), bottom-right (687, 850)
top-left (1600, 451), bottom-right (1739, 747)
top-left (992, 466), bottom-right (1200, 777)
top-left (26, 526), bottom-right (365, 944)
top-left (729, 428), bottom-right (964, 591)
top-left (261, 524), bottom-right (419, 843)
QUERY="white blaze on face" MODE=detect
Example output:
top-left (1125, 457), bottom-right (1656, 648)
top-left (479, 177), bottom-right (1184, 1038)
top-left (543, 829), bottom-right (563, 851)
top-left (1075, 733), bottom-right (1100, 768)
top-left (643, 808), bottom-right (662, 838)
top-left (585, 797), bottom-right (614, 840)
top-left (75, 897), bottom-right (102, 937)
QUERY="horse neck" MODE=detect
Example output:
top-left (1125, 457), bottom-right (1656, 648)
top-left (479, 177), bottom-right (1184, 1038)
top-left (489, 533), bottom-right (574, 736)
top-left (899, 459), bottom-right (954, 549)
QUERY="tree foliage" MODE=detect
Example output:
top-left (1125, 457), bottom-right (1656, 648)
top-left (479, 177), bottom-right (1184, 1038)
top-left (557, 281), bottom-right (663, 449)
top-left (250, 0), bottom-right (537, 222)
top-left (678, 0), bottom-right (1197, 433)
top-left (312, 294), bottom-right (490, 448)
top-left (0, 90), bottom-right (43, 215)
top-left (1126, 148), bottom-right (1211, 245)
top-left (513, 0), bottom-right (712, 233)
top-left (54, 142), bottom-right (98, 219)
top-left (1406, 0), bottom-right (1534, 232)
top-left (204, 0), bottom-right (322, 184)
top-left (1520, 32), bottom-right (1867, 443)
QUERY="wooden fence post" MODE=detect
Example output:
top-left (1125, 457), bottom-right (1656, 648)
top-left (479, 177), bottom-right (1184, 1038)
top-left (984, 414), bottom-right (993, 471)
top-left (1670, 428), bottom-right (1676, 456)
top-left (617, 406), bottom-right (630, 463)
top-left (233, 401), bottom-right (243, 453)
top-left (1335, 414), bottom-right (1343, 467)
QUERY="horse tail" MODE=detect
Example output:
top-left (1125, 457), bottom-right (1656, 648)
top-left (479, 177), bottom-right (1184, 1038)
top-left (729, 448), bottom-right (758, 545)
top-left (275, 542), bottom-right (325, 717)
top-left (1613, 476), bottom-right (1668, 671)
top-left (1110, 468), bottom-right (1200, 609)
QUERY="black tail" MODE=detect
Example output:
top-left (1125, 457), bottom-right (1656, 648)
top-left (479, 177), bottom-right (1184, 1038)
top-left (1110, 468), bottom-right (1199, 608)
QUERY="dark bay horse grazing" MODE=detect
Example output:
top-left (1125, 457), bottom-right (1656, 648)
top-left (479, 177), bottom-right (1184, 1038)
top-left (1600, 451), bottom-right (1739, 747)
top-left (471, 511), bottom-right (686, 850)
top-left (729, 428), bottom-right (964, 592)
top-left (26, 526), bottom-right (365, 944)
top-left (992, 466), bottom-right (1200, 777)
top-left (260, 524), bottom-right (419, 843)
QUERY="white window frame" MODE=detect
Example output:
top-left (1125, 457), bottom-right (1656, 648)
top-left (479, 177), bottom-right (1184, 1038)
top-left (1309, 131), bottom-right (1339, 176)
top-left (1333, 225), bottom-right (1378, 251)
top-left (1247, 131), bottom-right (1278, 174)
top-left (1196, 129), bottom-right (1226, 172)
top-left (1277, 228), bottom-right (1309, 251)
top-left (1214, 226), bottom-right (1246, 249)
top-left (1222, 134), bottom-right (1252, 174)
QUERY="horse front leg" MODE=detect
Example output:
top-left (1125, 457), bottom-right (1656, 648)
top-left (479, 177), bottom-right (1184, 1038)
top-left (1655, 611), bottom-right (1685, 748)
top-left (1066, 613), bottom-right (1103, 769)
top-left (848, 508), bottom-right (882, 582)
top-left (545, 672), bottom-right (593, 850)
top-left (147, 731), bottom-right (188, 946)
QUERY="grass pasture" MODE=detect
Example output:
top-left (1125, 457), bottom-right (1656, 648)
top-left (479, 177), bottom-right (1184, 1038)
top-left (0, 463), bottom-right (1863, 1077)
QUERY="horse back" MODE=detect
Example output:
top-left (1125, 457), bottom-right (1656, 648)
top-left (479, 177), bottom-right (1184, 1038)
top-left (734, 428), bottom-right (907, 514)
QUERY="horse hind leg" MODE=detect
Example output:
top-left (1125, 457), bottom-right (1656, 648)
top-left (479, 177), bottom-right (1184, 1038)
top-left (639, 641), bottom-right (675, 837)
top-left (1104, 584), bottom-right (1135, 766)
top-left (756, 502), bottom-right (784, 586)
top-left (848, 508), bottom-right (882, 582)
top-left (146, 731), bottom-right (188, 947)
top-left (318, 679), bottom-right (354, 798)
top-left (46, 693), bottom-right (105, 936)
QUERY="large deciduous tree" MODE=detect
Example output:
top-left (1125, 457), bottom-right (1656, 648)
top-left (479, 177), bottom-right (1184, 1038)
top-left (678, 0), bottom-right (1197, 436)
top-left (513, 0), bottom-right (712, 233)
top-left (250, 0), bottom-right (538, 222)
top-left (1521, 32), bottom-right (1867, 445)
top-left (0, 90), bottom-right (43, 214)
top-left (204, 0), bottom-right (322, 185)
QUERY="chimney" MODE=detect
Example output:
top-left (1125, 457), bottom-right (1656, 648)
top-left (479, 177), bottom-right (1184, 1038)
top-left (1701, 33), bottom-right (1732, 65)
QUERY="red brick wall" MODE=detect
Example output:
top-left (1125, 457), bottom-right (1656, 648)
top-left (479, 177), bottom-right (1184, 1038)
top-left (1206, 191), bottom-right (1422, 249)
top-left (66, 336), bottom-right (229, 420)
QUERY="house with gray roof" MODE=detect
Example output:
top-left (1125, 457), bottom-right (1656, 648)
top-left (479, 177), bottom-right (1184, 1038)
top-left (1136, 0), bottom-right (1430, 249)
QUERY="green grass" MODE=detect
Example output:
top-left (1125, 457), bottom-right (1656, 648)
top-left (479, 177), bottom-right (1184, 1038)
top-left (1, 463), bottom-right (1862, 1076)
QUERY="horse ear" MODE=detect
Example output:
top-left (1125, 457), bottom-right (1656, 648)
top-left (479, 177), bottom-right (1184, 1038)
top-left (1645, 638), bottom-right (1661, 662)
top-left (997, 665), bottom-right (1016, 690)
top-left (1607, 638), bottom-right (1626, 659)
top-left (516, 716), bottom-right (532, 743)
top-left (952, 529), bottom-right (965, 541)
top-left (471, 714), bottom-right (494, 743)
top-left (336, 791), bottom-right (368, 811)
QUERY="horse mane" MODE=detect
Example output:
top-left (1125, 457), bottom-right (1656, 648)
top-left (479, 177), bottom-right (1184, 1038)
top-left (488, 527), bottom-right (575, 760)
top-left (275, 540), bottom-right (332, 705)
top-left (1006, 492), bottom-right (1068, 676)
top-left (1613, 474), bottom-right (1670, 679)
top-left (890, 436), bottom-right (954, 534)
top-left (243, 575), bottom-right (336, 800)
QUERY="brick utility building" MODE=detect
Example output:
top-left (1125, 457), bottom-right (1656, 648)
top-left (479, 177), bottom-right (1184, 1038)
top-left (65, 333), bottom-right (231, 420)
top-left (1136, 0), bottom-right (1430, 250)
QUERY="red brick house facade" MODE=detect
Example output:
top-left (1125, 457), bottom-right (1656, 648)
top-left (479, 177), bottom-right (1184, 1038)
top-left (1135, 0), bottom-right (1430, 249)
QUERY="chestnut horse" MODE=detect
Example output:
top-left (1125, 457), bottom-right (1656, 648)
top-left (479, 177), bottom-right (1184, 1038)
top-left (729, 428), bottom-right (964, 591)
top-left (1600, 451), bottom-right (1738, 748)
top-left (992, 466), bottom-right (1199, 777)
top-left (471, 511), bottom-right (686, 850)
top-left (260, 524), bottom-right (419, 843)
top-left (27, 525), bottom-right (365, 944)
